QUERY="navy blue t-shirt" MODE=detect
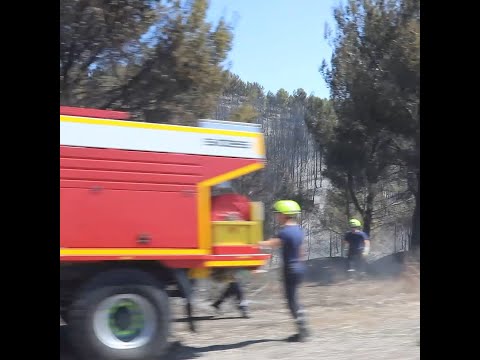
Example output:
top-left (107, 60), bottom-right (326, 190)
top-left (276, 225), bottom-right (306, 275)
top-left (344, 230), bottom-right (369, 253)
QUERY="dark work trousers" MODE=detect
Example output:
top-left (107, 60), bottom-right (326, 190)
top-left (214, 281), bottom-right (246, 307)
top-left (347, 251), bottom-right (367, 273)
top-left (283, 271), bottom-right (306, 329)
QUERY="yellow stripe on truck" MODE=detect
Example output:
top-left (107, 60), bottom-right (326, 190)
top-left (204, 260), bottom-right (265, 267)
top-left (60, 248), bottom-right (208, 257)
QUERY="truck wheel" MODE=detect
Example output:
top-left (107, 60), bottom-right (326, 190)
top-left (68, 269), bottom-right (170, 360)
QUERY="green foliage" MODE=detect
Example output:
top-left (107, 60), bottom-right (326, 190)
top-left (60, 0), bottom-right (233, 124)
top-left (320, 188), bottom-right (351, 235)
top-left (228, 104), bottom-right (259, 123)
top-left (307, 0), bottom-right (419, 237)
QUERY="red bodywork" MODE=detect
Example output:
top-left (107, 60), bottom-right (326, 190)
top-left (60, 146), bottom-right (257, 249)
top-left (60, 107), bottom-right (269, 269)
top-left (60, 106), bottom-right (130, 120)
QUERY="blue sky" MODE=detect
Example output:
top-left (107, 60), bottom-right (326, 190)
top-left (207, 0), bottom-right (338, 99)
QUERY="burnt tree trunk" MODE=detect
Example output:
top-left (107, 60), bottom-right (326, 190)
top-left (363, 184), bottom-right (375, 236)
top-left (346, 173), bottom-right (376, 236)
top-left (410, 181), bottom-right (420, 249)
top-left (408, 171), bottom-right (420, 250)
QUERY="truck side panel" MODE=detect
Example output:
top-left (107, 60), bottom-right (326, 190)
top-left (61, 146), bottom-right (199, 249)
top-left (61, 187), bottom-right (198, 249)
top-left (60, 146), bottom-right (261, 252)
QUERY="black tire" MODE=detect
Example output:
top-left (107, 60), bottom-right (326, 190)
top-left (68, 269), bottom-right (170, 360)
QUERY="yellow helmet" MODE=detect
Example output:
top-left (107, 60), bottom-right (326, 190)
top-left (349, 218), bottom-right (362, 227)
top-left (273, 200), bottom-right (301, 215)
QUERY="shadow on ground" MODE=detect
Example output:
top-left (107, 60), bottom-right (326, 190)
top-left (61, 325), bottom-right (282, 360)
top-left (163, 338), bottom-right (283, 360)
top-left (174, 315), bottom-right (248, 322)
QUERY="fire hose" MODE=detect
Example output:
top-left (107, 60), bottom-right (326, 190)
top-left (244, 247), bottom-right (277, 299)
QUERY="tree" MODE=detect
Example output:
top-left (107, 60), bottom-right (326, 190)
top-left (307, 0), bottom-right (419, 239)
top-left (214, 75), bottom-right (326, 237)
top-left (60, 0), bottom-right (157, 104)
top-left (60, 0), bottom-right (233, 124)
top-left (228, 104), bottom-right (259, 123)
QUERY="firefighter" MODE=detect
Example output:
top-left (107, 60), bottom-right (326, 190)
top-left (343, 218), bottom-right (370, 275)
top-left (209, 181), bottom-right (250, 319)
top-left (259, 200), bottom-right (309, 342)
top-left (210, 269), bottom-right (249, 318)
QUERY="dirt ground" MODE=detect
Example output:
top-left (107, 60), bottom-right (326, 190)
top-left (60, 266), bottom-right (420, 360)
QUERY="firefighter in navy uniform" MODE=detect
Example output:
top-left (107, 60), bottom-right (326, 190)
top-left (343, 218), bottom-right (370, 276)
top-left (259, 200), bottom-right (309, 342)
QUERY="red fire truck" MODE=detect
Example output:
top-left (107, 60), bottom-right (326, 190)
top-left (60, 106), bottom-right (270, 360)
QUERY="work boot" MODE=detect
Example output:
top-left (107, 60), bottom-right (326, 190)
top-left (295, 310), bottom-right (309, 342)
top-left (238, 300), bottom-right (250, 318)
top-left (286, 330), bottom-right (309, 343)
top-left (347, 268), bottom-right (356, 280)
top-left (238, 305), bottom-right (250, 319)
top-left (211, 301), bottom-right (222, 314)
top-left (298, 325), bottom-right (310, 342)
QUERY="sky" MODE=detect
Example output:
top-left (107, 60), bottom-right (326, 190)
top-left (207, 0), bottom-right (339, 99)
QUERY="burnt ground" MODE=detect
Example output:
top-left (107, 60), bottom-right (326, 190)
top-left (61, 255), bottom-right (420, 360)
